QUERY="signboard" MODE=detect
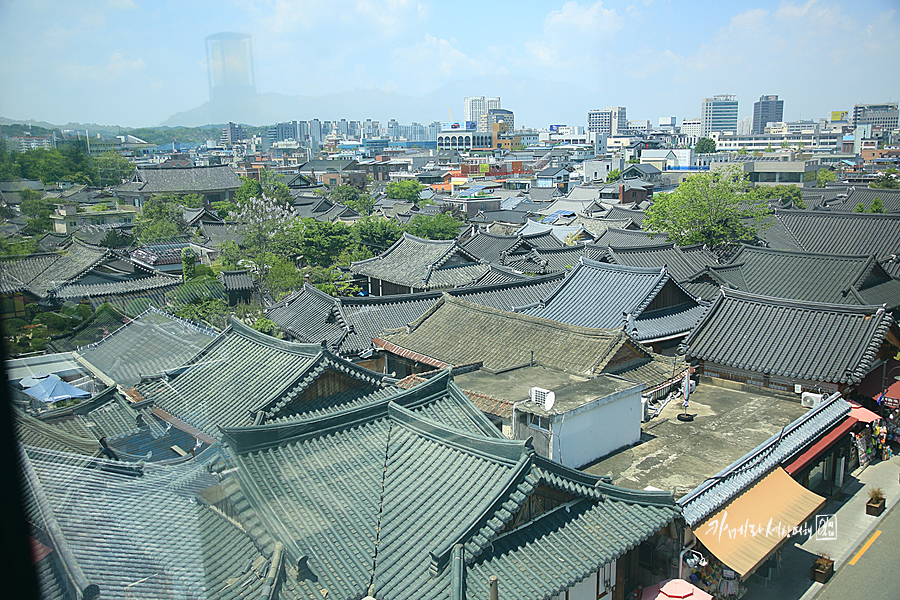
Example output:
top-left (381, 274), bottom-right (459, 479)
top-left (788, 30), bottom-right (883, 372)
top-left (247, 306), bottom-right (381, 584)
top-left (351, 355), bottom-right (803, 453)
top-left (441, 121), bottom-right (476, 131)
top-left (831, 111), bottom-right (848, 122)
top-left (479, 163), bottom-right (489, 173)
top-left (549, 124), bottom-right (563, 133)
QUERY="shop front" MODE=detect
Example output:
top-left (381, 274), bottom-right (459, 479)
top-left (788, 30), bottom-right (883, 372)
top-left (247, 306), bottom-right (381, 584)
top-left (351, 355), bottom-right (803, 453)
top-left (685, 467), bottom-right (826, 598)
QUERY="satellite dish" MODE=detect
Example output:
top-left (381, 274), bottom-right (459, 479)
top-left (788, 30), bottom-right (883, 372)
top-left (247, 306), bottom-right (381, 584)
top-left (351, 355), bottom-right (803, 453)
top-left (543, 391), bottom-right (556, 412)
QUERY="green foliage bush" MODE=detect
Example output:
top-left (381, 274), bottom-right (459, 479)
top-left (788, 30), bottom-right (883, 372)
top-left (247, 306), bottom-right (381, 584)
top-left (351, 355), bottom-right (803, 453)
top-left (2, 318), bottom-right (27, 336)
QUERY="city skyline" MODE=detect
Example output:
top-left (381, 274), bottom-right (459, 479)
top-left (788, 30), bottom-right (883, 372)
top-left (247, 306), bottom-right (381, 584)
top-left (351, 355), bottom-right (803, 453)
top-left (1, 0), bottom-right (898, 129)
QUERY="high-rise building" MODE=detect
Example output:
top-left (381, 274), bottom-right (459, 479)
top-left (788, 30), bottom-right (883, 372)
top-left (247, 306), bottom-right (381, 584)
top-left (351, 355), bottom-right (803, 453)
top-left (478, 108), bottom-right (514, 133)
top-left (752, 95), bottom-right (784, 135)
top-left (681, 118), bottom-right (702, 137)
top-left (219, 122), bottom-right (245, 147)
top-left (701, 95), bottom-right (738, 136)
top-left (268, 121), bottom-right (299, 144)
top-left (738, 116), bottom-right (751, 136)
top-left (658, 117), bottom-right (678, 133)
top-left (852, 103), bottom-right (899, 130)
top-left (587, 107), bottom-right (626, 138)
top-left (463, 96), bottom-right (501, 123)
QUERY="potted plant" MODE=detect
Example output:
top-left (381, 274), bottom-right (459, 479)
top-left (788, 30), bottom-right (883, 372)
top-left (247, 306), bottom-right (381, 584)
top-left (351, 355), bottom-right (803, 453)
top-left (810, 552), bottom-right (834, 583)
top-left (866, 486), bottom-right (886, 516)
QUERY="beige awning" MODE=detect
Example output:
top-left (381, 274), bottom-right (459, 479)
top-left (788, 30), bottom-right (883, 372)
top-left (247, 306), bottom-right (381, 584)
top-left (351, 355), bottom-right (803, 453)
top-left (693, 467), bottom-right (825, 578)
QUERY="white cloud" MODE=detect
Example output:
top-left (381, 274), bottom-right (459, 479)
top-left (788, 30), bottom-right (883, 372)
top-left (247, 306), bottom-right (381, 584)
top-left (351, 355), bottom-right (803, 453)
top-left (526, 1), bottom-right (623, 70)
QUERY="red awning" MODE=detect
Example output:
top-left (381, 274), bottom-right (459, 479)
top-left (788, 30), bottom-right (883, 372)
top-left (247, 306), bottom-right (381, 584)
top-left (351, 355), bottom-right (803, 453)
top-left (784, 417), bottom-right (857, 475)
top-left (849, 402), bottom-right (882, 424)
top-left (855, 359), bottom-right (900, 408)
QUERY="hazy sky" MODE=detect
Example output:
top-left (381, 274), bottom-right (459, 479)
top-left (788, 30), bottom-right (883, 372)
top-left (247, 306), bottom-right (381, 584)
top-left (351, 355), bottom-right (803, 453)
top-left (1, 0), bottom-right (898, 129)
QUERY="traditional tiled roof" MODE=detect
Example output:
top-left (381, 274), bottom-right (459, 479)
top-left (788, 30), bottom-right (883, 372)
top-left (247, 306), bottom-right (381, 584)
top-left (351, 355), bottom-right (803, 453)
top-left (54, 273), bottom-right (181, 301)
top-left (685, 245), bottom-right (900, 309)
top-left (138, 318), bottom-right (394, 434)
top-left (517, 259), bottom-right (708, 341)
top-left (829, 187), bottom-right (900, 213)
top-left (199, 221), bottom-right (246, 247)
top-left (602, 206), bottom-right (647, 227)
top-left (21, 445), bottom-right (302, 600)
top-left (378, 295), bottom-right (683, 387)
top-left (593, 228), bottom-right (664, 247)
top-left (218, 269), bottom-right (254, 291)
top-left (0, 239), bottom-right (109, 298)
top-left (267, 274), bottom-right (566, 356)
top-left (515, 219), bottom-right (592, 242)
top-left (219, 371), bottom-right (678, 600)
top-left (679, 393), bottom-right (851, 525)
top-left (605, 243), bottom-right (719, 282)
top-left (503, 244), bottom-right (607, 274)
top-left (116, 165), bottom-right (241, 194)
top-left (351, 233), bottom-right (489, 290)
top-left (74, 307), bottom-right (218, 387)
top-left (462, 229), bottom-right (562, 264)
top-left (465, 265), bottom-right (532, 286)
top-left (768, 209), bottom-right (900, 261)
top-left (684, 288), bottom-right (894, 385)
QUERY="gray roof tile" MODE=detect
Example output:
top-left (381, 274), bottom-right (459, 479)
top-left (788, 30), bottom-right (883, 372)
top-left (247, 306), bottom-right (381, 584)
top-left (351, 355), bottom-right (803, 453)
top-left (685, 288), bottom-right (894, 385)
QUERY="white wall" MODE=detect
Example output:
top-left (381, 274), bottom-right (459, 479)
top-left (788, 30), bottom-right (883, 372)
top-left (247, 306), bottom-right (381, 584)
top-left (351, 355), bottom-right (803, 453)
top-left (552, 383), bottom-right (642, 469)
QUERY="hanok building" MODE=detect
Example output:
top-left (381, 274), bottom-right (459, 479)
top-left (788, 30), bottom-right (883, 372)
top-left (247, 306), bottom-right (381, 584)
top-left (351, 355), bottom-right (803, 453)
top-left (265, 274), bottom-right (566, 364)
top-left (374, 294), bottom-right (686, 399)
top-left (684, 288), bottom-right (900, 395)
top-left (350, 233), bottom-right (492, 296)
top-left (114, 164), bottom-right (241, 208)
top-left (683, 245), bottom-right (900, 312)
top-left (516, 259), bottom-right (709, 352)
top-left (461, 229), bottom-right (564, 265)
top-left (218, 371), bottom-right (682, 600)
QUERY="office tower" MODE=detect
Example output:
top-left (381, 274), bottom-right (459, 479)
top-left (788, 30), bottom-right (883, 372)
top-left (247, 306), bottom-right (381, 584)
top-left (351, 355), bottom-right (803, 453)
top-left (268, 121), bottom-right (299, 144)
top-left (752, 95), bottom-right (784, 135)
top-left (463, 96), bottom-right (501, 123)
top-left (701, 95), bottom-right (738, 136)
top-left (219, 122), bottom-right (245, 147)
top-left (587, 107), bottom-right (626, 138)
top-left (852, 103), bottom-right (899, 130)
top-left (478, 108), bottom-right (515, 133)
top-left (659, 117), bottom-right (677, 133)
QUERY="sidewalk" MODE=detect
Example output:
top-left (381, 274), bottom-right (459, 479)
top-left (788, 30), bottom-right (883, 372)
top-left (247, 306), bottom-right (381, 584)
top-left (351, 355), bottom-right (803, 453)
top-left (741, 455), bottom-right (900, 600)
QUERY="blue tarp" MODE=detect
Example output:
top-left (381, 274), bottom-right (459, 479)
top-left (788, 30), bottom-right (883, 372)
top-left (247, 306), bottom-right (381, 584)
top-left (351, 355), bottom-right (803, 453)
top-left (24, 378), bottom-right (91, 403)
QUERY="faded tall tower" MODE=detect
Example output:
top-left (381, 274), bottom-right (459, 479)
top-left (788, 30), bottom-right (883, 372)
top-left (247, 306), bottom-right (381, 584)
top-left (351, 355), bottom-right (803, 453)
top-left (205, 32), bottom-right (256, 121)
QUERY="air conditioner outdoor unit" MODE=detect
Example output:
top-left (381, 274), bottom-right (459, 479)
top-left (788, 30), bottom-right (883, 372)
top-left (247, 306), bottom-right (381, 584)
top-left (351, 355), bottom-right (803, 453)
top-left (529, 387), bottom-right (555, 411)
top-left (641, 398), bottom-right (650, 423)
top-left (801, 392), bottom-right (825, 409)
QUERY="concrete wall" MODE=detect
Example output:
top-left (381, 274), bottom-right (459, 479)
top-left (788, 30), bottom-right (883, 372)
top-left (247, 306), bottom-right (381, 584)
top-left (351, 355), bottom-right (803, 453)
top-left (551, 383), bottom-right (643, 469)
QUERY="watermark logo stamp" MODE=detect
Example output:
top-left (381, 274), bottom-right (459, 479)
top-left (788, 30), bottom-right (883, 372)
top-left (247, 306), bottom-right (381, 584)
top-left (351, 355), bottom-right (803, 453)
top-left (815, 514), bottom-right (837, 541)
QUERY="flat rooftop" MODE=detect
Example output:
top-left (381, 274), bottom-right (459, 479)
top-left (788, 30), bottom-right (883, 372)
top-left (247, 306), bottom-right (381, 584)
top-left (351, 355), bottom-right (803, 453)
top-left (581, 380), bottom-right (808, 498)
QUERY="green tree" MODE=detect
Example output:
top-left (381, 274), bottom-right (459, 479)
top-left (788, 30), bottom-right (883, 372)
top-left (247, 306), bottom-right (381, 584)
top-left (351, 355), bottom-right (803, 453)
top-left (304, 265), bottom-right (361, 297)
top-left (404, 213), bottom-right (463, 240)
top-left (854, 202), bottom-right (867, 213)
top-left (181, 246), bottom-right (196, 280)
top-left (262, 253), bottom-right (304, 297)
top-left (644, 165), bottom-right (770, 251)
top-left (352, 216), bottom-right (403, 251)
top-left (870, 173), bottom-right (900, 189)
top-left (751, 185), bottom-right (805, 209)
top-left (695, 138), bottom-right (716, 154)
top-left (606, 168), bottom-right (621, 182)
top-left (20, 189), bottom-right (53, 233)
top-left (781, 140), bottom-right (790, 149)
top-left (133, 196), bottom-right (188, 242)
top-left (738, 146), bottom-right (748, 155)
top-left (870, 197), bottom-right (884, 213)
top-left (765, 144), bottom-right (774, 153)
top-left (99, 228), bottom-right (132, 248)
top-left (385, 179), bottom-right (424, 202)
top-left (235, 177), bottom-right (264, 205)
top-left (298, 219), bottom-right (352, 267)
top-left (93, 151), bottom-right (135, 187)
top-left (816, 169), bottom-right (836, 188)
top-left (251, 317), bottom-right (280, 337)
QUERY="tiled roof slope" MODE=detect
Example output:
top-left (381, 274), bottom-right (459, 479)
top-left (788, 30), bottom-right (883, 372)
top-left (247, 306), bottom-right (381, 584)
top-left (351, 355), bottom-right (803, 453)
top-left (22, 445), bottom-right (302, 600)
top-left (462, 230), bottom-right (562, 264)
top-left (218, 269), bottom-right (254, 291)
top-left (138, 318), bottom-right (393, 434)
top-left (770, 209), bottom-right (900, 261)
top-left (684, 288), bottom-right (894, 385)
top-left (679, 393), bottom-right (851, 525)
top-left (351, 233), bottom-right (489, 290)
top-left (593, 228), bottom-right (666, 247)
top-left (503, 244), bottom-right (607, 274)
top-left (199, 221), bottom-right (246, 247)
top-left (0, 240), bottom-right (109, 298)
top-left (74, 307), bottom-right (218, 387)
top-left (605, 243), bottom-right (719, 283)
top-left (117, 165), bottom-right (241, 194)
top-left (687, 245), bottom-right (900, 309)
top-left (518, 259), bottom-right (708, 341)
top-left (830, 187), bottom-right (900, 213)
top-left (603, 206), bottom-right (647, 227)
top-left (55, 273), bottom-right (181, 301)
top-left (220, 372), bottom-right (678, 600)
top-left (378, 295), bottom-right (683, 386)
top-left (267, 274), bottom-right (565, 356)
